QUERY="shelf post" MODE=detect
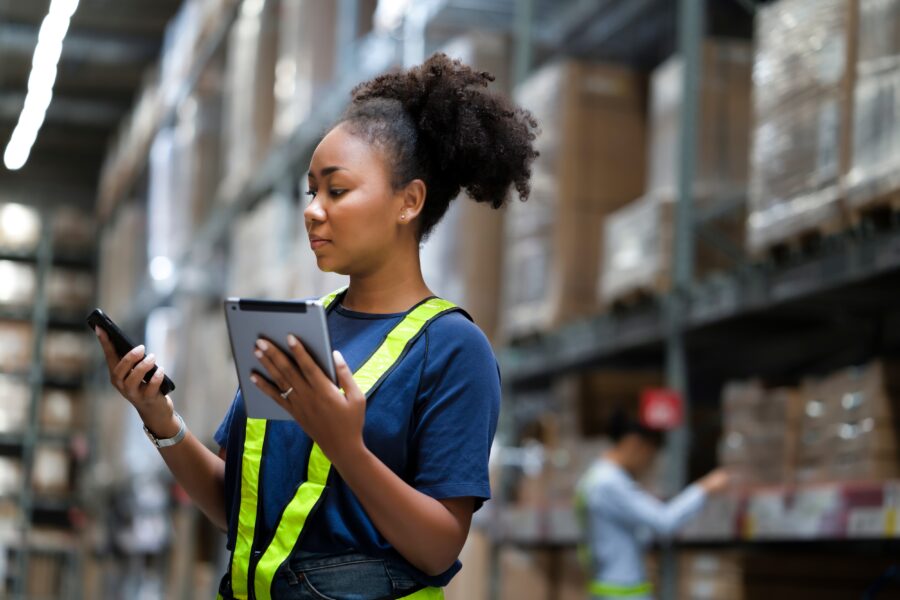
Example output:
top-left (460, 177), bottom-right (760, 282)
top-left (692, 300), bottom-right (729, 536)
top-left (661, 0), bottom-right (704, 598)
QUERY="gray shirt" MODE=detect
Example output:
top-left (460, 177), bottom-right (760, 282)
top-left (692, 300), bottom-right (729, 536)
top-left (577, 458), bottom-right (706, 596)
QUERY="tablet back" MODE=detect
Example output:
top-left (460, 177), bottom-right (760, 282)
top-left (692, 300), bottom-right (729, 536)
top-left (224, 298), bottom-right (335, 420)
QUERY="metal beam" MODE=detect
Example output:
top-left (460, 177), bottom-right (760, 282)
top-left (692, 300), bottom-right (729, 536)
top-left (0, 21), bottom-right (160, 65)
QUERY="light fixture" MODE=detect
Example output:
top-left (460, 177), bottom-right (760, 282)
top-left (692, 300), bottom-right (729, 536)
top-left (3, 0), bottom-right (80, 171)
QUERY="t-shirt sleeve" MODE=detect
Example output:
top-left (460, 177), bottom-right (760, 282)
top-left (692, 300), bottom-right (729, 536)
top-left (410, 315), bottom-right (500, 511)
top-left (214, 389), bottom-right (241, 450)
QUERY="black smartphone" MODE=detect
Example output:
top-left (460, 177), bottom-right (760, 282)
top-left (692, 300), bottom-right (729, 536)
top-left (86, 308), bottom-right (176, 396)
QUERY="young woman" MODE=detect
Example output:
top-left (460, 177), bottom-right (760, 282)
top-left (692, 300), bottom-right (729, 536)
top-left (95, 53), bottom-right (538, 599)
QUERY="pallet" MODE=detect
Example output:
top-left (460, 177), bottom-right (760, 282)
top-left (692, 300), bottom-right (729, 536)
top-left (756, 216), bottom-right (845, 265)
top-left (605, 273), bottom-right (670, 312)
top-left (847, 187), bottom-right (900, 231)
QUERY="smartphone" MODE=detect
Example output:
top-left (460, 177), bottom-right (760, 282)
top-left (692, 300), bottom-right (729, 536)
top-left (86, 308), bottom-right (176, 396)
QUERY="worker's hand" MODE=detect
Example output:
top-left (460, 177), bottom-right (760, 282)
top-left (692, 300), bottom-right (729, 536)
top-left (251, 336), bottom-right (365, 469)
top-left (94, 327), bottom-right (179, 438)
top-left (697, 468), bottom-right (731, 494)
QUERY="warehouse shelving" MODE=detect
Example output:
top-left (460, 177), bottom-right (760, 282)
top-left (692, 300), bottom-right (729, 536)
top-left (0, 207), bottom-right (95, 600)
top-left (87, 0), bottom-right (900, 599)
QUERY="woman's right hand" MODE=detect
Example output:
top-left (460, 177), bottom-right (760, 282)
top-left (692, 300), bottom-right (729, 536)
top-left (95, 327), bottom-right (179, 438)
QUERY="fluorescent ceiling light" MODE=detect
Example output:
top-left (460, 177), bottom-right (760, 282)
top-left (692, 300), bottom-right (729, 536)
top-left (3, 0), bottom-right (80, 171)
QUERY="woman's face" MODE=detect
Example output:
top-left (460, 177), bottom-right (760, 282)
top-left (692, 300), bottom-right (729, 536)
top-left (304, 123), bottom-right (405, 275)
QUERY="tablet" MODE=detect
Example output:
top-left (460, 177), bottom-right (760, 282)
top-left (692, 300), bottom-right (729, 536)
top-left (224, 298), bottom-right (336, 420)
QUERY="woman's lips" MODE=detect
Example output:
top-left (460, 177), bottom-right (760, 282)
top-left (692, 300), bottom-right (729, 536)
top-left (310, 239), bottom-right (330, 250)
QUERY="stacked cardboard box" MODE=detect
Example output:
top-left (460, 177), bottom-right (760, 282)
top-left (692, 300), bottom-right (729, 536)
top-left (680, 551), bottom-right (899, 600)
top-left (32, 445), bottom-right (71, 497)
top-left (40, 388), bottom-right (82, 434)
top-left (718, 381), bottom-right (802, 484)
top-left (846, 0), bottom-right (900, 213)
top-left (98, 204), bottom-right (146, 319)
top-left (600, 40), bottom-right (751, 305)
top-left (501, 60), bottom-right (646, 338)
top-left (0, 457), bottom-right (22, 496)
top-left (747, 0), bottom-right (858, 255)
top-left (0, 322), bottom-right (33, 373)
top-left (42, 331), bottom-right (92, 380)
top-left (46, 268), bottom-right (94, 314)
top-left (221, 0), bottom-right (279, 195)
top-left (0, 261), bottom-right (36, 308)
top-left (51, 207), bottom-right (95, 256)
top-left (273, 0), bottom-right (337, 141)
top-left (797, 359), bottom-right (900, 482)
top-left (227, 193), bottom-right (295, 298)
top-left (420, 33), bottom-right (511, 343)
top-left (498, 548), bottom-right (586, 600)
top-left (0, 202), bottom-right (41, 252)
top-left (0, 375), bottom-right (29, 433)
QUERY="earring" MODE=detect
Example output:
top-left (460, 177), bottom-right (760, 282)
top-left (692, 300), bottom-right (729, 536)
top-left (401, 214), bottom-right (407, 221)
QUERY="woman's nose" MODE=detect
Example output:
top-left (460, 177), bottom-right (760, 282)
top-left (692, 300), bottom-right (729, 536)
top-left (303, 197), bottom-right (325, 223)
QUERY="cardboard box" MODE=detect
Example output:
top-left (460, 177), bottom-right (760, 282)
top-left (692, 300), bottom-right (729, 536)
top-left (445, 528), bottom-right (491, 600)
top-left (51, 207), bottom-right (96, 256)
top-left (498, 548), bottom-right (551, 600)
top-left (646, 40), bottom-right (752, 202)
top-left (46, 268), bottom-right (94, 312)
top-left (274, 0), bottom-right (337, 140)
top-left (0, 202), bottom-right (41, 252)
top-left (0, 322), bottom-right (33, 372)
top-left (420, 33), bottom-right (510, 343)
top-left (40, 388), bottom-right (81, 433)
top-left (32, 445), bottom-right (70, 496)
top-left (0, 457), bottom-right (22, 496)
top-left (0, 375), bottom-right (29, 433)
top-left (42, 331), bottom-right (92, 379)
top-left (501, 60), bottom-right (645, 339)
top-left (227, 193), bottom-right (295, 298)
top-left (221, 0), bottom-right (279, 195)
top-left (0, 260), bottom-right (36, 308)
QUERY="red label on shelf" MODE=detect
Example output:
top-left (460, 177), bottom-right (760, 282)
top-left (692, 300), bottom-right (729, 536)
top-left (640, 388), bottom-right (683, 430)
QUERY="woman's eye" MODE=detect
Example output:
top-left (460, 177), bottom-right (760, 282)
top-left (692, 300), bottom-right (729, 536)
top-left (330, 189), bottom-right (346, 198)
top-left (305, 190), bottom-right (317, 200)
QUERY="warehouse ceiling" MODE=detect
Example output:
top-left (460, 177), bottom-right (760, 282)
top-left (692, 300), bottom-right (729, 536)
top-left (0, 0), bottom-right (181, 193)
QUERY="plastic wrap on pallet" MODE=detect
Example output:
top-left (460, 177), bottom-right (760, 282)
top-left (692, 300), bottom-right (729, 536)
top-left (501, 61), bottom-right (645, 339)
top-left (748, 0), bottom-right (856, 254)
top-left (753, 0), bottom-right (853, 113)
top-left (857, 0), bottom-right (900, 70)
top-left (148, 127), bottom-right (193, 277)
top-left (221, 0), bottom-right (278, 195)
top-left (748, 92), bottom-right (845, 254)
top-left (647, 40), bottom-right (752, 204)
top-left (599, 195), bottom-right (671, 305)
top-left (848, 67), bottom-right (900, 206)
top-left (274, 0), bottom-right (337, 141)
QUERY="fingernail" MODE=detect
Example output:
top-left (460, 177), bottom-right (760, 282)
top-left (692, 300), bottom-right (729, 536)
top-left (254, 350), bottom-right (263, 359)
top-left (333, 350), bottom-right (345, 365)
top-left (256, 339), bottom-right (269, 351)
top-left (132, 345), bottom-right (145, 355)
top-left (94, 326), bottom-right (101, 337)
top-left (287, 335), bottom-right (298, 347)
top-left (250, 375), bottom-right (258, 384)
top-left (145, 353), bottom-right (156, 363)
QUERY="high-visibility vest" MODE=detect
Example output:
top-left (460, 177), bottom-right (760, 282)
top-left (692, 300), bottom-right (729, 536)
top-left (225, 288), bottom-right (463, 600)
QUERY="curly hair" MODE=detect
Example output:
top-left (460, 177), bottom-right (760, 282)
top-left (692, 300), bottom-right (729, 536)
top-left (338, 52), bottom-right (539, 240)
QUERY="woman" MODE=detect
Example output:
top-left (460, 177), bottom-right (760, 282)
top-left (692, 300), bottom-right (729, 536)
top-left (95, 53), bottom-right (538, 599)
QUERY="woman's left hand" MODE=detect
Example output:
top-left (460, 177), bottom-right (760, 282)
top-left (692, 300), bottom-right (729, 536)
top-left (251, 336), bottom-right (366, 467)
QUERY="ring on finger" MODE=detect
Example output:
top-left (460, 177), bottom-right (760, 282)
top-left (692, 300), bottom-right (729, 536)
top-left (280, 386), bottom-right (294, 400)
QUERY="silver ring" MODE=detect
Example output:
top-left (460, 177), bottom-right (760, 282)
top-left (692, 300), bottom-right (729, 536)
top-left (280, 386), bottom-right (294, 400)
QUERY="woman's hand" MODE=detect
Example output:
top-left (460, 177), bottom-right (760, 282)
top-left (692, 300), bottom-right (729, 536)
top-left (94, 327), bottom-right (179, 438)
top-left (251, 336), bottom-right (366, 468)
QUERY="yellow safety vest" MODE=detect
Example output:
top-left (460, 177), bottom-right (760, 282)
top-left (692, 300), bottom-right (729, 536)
top-left (225, 288), bottom-right (459, 600)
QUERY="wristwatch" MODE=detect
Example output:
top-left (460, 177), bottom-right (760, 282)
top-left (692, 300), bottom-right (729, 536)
top-left (143, 411), bottom-right (186, 449)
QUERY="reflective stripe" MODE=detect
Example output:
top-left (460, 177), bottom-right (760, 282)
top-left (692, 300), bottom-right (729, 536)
top-left (589, 581), bottom-right (653, 597)
top-left (230, 418), bottom-right (267, 598)
top-left (232, 289), bottom-right (459, 600)
top-left (399, 587), bottom-right (445, 599)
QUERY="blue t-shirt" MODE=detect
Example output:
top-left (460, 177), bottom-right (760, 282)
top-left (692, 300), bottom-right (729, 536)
top-left (214, 300), bottom-right (501, 587)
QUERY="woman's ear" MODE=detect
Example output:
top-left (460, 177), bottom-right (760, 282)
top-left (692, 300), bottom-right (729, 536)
top-left (398, 179), bottom-right (426, 223)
